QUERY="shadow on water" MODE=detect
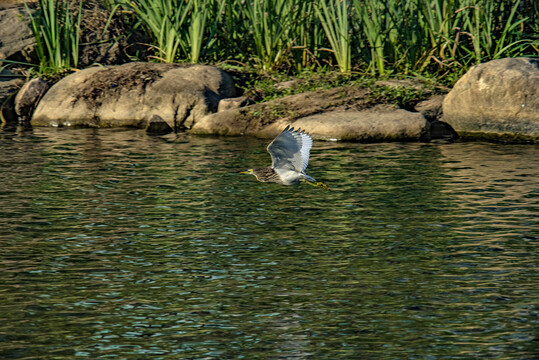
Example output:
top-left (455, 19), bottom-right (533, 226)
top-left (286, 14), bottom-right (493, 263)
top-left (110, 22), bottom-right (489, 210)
top-left (0, 128), bottom-right (537, 359)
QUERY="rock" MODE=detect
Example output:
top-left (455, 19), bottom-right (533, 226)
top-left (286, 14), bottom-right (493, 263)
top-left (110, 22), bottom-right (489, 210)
top-left (415, 94), bottom-right (444, 122)
top-left (194, 101), bottom-right (430, 142)
top-left (15, 78), bottom-right (49, 121)
top-left (146, 114), bottom-right (173, 135)
top-left (275, 80), bottom-right (298, 90)
top-left (31, 63), bottom-right (237, 129)
top-left (430, 121), bottom-right (458, 140)
top-left (375, 79), bottom-right (424, 90)
top-left (0, 5), bottom-right (34, 62)
top-left (442, 58), bottom-right (539, 141)
top-left (218, 96), bottom-right (252, 112)
top-left (292, 105), bottom-right (430, 142)
top-left (192, 86), bottom-right (371, 137)
top-left (0, 68), bottom-right (24, 124)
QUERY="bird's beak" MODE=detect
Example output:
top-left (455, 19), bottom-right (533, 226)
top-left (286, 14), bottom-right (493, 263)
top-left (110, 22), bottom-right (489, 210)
top-left (238, 170), bottom-right (250, 174)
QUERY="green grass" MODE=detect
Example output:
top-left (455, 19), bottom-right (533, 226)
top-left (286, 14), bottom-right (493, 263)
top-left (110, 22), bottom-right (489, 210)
top-left (316, 0), bottom-right (351, 74)
top-left (237, 70), bottom-right (359, 103)
top-left (368, 84), bottom-right (432, 109)
top-left (18, 0), bottom-right (539, 79)
top-left (24, 0), bottom-right (82, 74)
top-left (117, 0), bottom-right (537, 78)
top-left (118, 0), bottom-right (191, 63)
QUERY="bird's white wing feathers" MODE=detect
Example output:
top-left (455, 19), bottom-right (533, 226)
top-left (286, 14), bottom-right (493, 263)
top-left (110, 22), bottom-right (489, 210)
top-left (267, 125), bottom-right (313, 172)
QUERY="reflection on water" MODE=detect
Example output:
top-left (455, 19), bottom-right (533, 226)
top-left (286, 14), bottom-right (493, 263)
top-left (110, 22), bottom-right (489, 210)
top-left (0, 128), bottom-right (537, 359)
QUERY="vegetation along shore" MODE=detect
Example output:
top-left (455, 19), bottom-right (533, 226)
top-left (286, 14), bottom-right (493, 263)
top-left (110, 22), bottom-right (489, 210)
top-left (1, 0), bottom-right (538, 142)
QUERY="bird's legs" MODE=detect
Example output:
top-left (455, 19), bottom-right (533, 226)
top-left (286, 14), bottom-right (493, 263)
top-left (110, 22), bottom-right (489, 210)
top-left (300, 178), bottom-right (330, 190)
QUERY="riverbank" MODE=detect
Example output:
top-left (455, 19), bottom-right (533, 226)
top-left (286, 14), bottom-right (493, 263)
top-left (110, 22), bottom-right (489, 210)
top-left (0, 1), bottom-right (538, 142)
top-left (5, 58), bottom-right (536, 143)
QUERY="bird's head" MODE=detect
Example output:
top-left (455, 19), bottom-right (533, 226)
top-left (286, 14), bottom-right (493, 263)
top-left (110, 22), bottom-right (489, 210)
top-left (239, 169), bottom-right (254, 175)
top-left (239, 168), bottom-right (265, 181)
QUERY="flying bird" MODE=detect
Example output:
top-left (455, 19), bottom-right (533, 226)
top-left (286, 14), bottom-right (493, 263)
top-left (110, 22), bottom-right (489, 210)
top-left (239, 125), bottom-right (329, 189)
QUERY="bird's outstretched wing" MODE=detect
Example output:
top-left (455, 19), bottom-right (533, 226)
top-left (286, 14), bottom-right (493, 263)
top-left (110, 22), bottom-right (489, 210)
top-left (267, 125), bottom-right (313, 172)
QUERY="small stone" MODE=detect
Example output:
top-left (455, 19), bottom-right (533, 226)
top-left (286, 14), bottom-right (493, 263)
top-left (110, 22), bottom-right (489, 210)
top-left (275, 80), bottom-right (298, 90)
top-left (415, 95), bottom-right (444, 122)
top-left (146, 114), bottom-right (173, 135)
top-left (430, 121), bottom-right (458, 140)
top-left (218, 96), bottom-right (252, 112)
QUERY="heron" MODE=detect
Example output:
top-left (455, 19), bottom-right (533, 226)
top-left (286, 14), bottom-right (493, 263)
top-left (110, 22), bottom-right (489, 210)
top-left (239, 125), bottom-right (329, 189)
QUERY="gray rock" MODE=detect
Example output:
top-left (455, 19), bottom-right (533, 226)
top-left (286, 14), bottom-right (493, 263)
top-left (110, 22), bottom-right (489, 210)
top-left (31, 63), bottom-right (237, 129)
top-left (191, 86), bottom-right (372, 137)
top-left (193, 103), bottom-right (430, 142)
top-left (275, 80), bottom-right (298, 90)
top-left (415, 94), bottom-right (444, 122)
top-left (0, 68), bottom-right (24, 123)
top-left (292, 105), bottom-right (430, 142)
top-left (218, 96), bottom-right (251, 112)
top-left (0, 6), bottom-right (34, 62)
top-left (429, 121), bottom-right (458, 140)
top-left (146, 114), bottom-right (173, 135)
top-left (442, 58), bottom-right (539, 141)
top-left (15, 78), bottom-right (49, 121)
top-left (375, 79), bottom-right (424, 90)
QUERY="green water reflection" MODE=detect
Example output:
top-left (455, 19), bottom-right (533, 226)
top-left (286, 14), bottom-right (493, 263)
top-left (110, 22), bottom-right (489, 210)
top-left (0, 128), bottom-right (537, 359)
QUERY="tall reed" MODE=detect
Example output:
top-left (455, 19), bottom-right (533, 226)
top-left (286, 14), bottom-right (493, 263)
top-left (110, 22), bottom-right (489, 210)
top-left (316, 0), bottom-right (351, 74)
top-left (36, 0), bottom-right (536, 78)
top-left (460, 0), bottom-right (532, 64)
top-left (119, 0), bottom-right (190, 63)
top-left (25, 0), bottom-right (82, 74)
top-left (244, 0), bottom-right (305, 72)
top-left (352, 0), bottom-right (388, 75)
top-left (289, 1), bottom-right (324, 71)
top-left (182, 0), bottom-right (225, 63)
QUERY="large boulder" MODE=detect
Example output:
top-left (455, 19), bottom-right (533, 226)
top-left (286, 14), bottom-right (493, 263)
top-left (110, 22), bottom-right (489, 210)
top-left (15, 77), bottom-right (49, 121)
top-left (292, 106), bottom-right (430, 142)
top-left (192, 86), bottom-right (371, 136)
top-left (193, 99), bottom-right (430, 142)
top-left (192, 81), bottom-right (439, 141)
top-left (442, 58), bottom-right (539, 141)
top-left (31, 63), bottom-right (237, 130)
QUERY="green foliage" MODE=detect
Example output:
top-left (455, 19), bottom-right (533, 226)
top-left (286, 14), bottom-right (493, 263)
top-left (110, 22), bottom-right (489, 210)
top-left (240, 70), bottom-right (365, 103)
top-left (117, 0), bottom-right (225, 63)
top-left (369, 84), bottom-right (431, 108)
top-left (352, 0), bottom-right (388, 76)
top-left (19, 0), bottom-right (539, 79)
top-left (184, 0), bottom-right (226, 63)
top-left (243, 0), bottom-right (307, 72)
top-left (316, 0), bottom-right (351, 74)
top-left (118, 0), bottom-right (190, 63)
top-left (459, 0), bottom-right (533, 63)
top-left (24, 0), bottom-right (82, 74)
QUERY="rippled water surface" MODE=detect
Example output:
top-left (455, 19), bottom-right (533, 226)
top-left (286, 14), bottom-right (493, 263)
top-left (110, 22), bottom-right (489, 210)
top-left (0, 128), bottom-right (537, 359)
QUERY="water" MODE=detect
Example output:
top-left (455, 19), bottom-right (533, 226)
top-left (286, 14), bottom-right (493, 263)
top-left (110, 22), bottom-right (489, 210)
top-left (0, 128), bottom-right (537, 359)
